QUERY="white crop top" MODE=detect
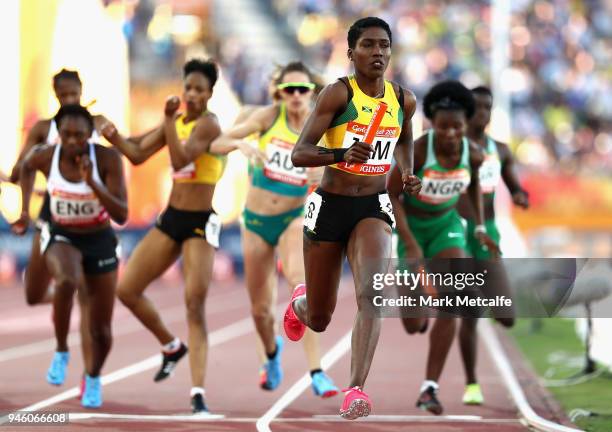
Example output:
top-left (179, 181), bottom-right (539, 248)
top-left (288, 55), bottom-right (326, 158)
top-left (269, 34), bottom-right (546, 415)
top-left (46, 143), bottom-right (109, 227)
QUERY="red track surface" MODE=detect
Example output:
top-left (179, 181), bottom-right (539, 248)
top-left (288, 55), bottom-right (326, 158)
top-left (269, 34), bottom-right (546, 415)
top-left (0, 277), bottom-right (563, 431)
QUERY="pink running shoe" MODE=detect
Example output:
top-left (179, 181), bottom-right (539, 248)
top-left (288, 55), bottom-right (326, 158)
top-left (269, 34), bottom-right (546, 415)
top-left (283, 284), bottom-right (306, 341)
top-left (340, 387), bottom-right (372, 420)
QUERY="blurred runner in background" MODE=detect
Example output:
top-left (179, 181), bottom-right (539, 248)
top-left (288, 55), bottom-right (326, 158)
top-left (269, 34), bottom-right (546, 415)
top-left (455, 85), bottom-right (527, 406)
top-left (13, 104), bottom-right (127, 408)
top-left (11, 69), bottom-right (112, 394)
top-left (210, 61), bottom-right (337, 397)
top-left (103, 59), bottom-right (224, 414)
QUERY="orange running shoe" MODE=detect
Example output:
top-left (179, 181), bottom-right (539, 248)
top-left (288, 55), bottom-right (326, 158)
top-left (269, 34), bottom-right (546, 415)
top-left (283, 284), bottom-right (306, 341)
top-left (340, 386), bottom-right (371, 420)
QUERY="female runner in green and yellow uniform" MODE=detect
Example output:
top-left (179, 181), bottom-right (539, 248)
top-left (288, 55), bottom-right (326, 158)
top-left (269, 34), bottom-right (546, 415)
top-left (210, 61), bottom-right (338, 397)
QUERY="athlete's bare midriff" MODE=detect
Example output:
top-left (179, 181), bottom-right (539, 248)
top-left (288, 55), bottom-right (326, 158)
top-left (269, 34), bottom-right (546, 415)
top-left (168, 183), bottom-right (215, 211)
top-left (319, 167), bottom-right (387, 196)
top-left (245, 185), bottom-right (305, 215)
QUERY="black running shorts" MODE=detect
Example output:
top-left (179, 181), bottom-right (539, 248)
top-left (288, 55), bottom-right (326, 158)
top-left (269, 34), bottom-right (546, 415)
top-left (303, 188), bottom-right (395, 243)
top-left (41, 225), bottom-right (119, 275)
top-left (155, 205), bottom-right (221, 248)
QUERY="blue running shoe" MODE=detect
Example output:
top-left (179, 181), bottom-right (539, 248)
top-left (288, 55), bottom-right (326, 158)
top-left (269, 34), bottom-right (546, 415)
top-left (311, 371), bottom-right (339, 398)
top-left (81, 375), bottom-right (102, 408)
top-left (46, 351), bottom-right (69, 385)
top-left (260, 335), bottom-right (284, 391)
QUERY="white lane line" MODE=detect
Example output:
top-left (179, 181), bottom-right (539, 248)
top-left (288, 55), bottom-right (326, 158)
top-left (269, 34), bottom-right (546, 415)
top-left (0, 316), bottom-right (255, 424)
top-left (479, 319), bottom-right (583, 432)
top-left (0, 292), bottom-right (247, 363)
top-left (313, 415), bottom-right (520, 423)
top-left (69, 412), bottom-right (225, 421)
top-left (256, 330), bottom-right (352, 432)
top-left (66, 414), bottom-right (523, 424)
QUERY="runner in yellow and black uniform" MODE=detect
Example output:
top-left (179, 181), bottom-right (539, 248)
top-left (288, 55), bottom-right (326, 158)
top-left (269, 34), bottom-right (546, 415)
top-left (102, 59), bottom-right (223, 413)
top-left (388, 80), bottom-right (499, 416)
top-left (210, 62), bottom-right (338, 397)
top-left (284, 18), bottom-right (421, 420)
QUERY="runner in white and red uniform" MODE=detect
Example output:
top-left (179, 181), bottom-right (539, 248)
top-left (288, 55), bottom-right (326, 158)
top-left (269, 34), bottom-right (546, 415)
top-left (12, 104), bottom-right (127, 409)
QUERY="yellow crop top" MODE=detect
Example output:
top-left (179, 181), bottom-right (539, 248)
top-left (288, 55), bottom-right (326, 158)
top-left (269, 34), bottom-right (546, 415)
top-left (172, 113), bottom-right (226, 185)
top-left (323, 75), bottom-right (403, 176)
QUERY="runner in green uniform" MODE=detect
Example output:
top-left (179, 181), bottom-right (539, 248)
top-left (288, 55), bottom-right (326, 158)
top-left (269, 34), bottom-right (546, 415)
top-left (388, 80), bottom-right (498, 415)
top-left (455, 86), bottom-right (528, 406)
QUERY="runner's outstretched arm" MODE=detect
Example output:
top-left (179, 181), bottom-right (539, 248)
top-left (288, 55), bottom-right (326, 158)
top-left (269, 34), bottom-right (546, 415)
top-left (497, 142), bottom-right (529, 208)
top-left (208, 106), bottom-right (270, 164)
top-left (12, 145), bottom-right (54, 234)
top-left (101, 122), bottom-right (165, 165)
top-left (10, 120), bottom-right (49, 183)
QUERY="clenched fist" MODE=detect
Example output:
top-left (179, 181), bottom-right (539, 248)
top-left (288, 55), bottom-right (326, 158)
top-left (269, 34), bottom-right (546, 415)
top-left (343, 142), bottom-right (372, 164)
top-left (402, 173), bottom-right (421, 196)
top-left (164, 96), bottom-right (181, 118)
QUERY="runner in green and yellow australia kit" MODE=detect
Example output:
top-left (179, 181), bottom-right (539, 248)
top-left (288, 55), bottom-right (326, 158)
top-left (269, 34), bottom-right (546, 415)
top-left (209, 61), bottom-right (338, 397)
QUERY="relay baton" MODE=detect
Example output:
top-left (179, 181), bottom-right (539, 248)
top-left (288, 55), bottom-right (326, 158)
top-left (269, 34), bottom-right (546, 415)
top-left (362, 101), bottom-right (387, 145)
top-left (336, 101), bottom-right (387, 171)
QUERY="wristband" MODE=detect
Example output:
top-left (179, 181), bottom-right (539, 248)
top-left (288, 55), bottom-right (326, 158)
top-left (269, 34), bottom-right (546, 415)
top-left (332, 148), bottom-right (348, 163)
top-left (474, 224), bottom-right (486, 235)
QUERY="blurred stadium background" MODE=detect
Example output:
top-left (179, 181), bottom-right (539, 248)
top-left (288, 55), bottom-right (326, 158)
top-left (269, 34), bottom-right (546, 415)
top-left (0, 0), bottom-right (610, 381)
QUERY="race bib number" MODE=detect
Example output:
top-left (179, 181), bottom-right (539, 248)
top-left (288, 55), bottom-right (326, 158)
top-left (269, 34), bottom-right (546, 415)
top-left (479, 154), bottom-right (501, 194)
top-left (378, 193), bottom-right (396, 228)
top-left (335, 121), bottom-right (399, 175)
top-left (264, 139), bottom-right (307, 186)
top-left (205, 212), bottom-right (222, 248)
top-left (303, 191), bottom-right (322, 232)
top-left (50, 189), bottom-right (108, 227)
top-left (418, 169), bottom-right (471, 205)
